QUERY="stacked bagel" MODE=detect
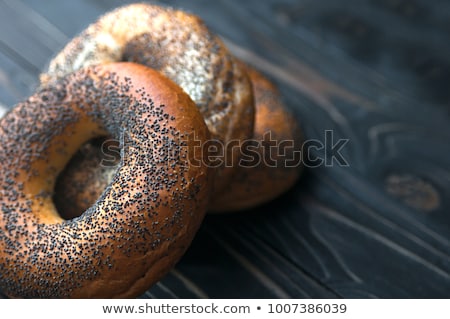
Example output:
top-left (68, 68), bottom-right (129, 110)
top-left (0, 3), bottom-right (302, 298)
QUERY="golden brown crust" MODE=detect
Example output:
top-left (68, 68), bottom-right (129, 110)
top-left (209, 65), bottom-right (303, 212)
top-left (0, 62), bottom-right (211, 298)
top-left (53, 65), bottom-right (303, 215)
top-left (40, 3), bottom-right (254, 192)
top-left (37, 4), bottom-right (302, 216)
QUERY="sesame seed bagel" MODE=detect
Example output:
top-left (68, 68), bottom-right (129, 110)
top-left (0, 62), bottom-right (211, 298)
top-left (40, 3), bottom-right (254, 192)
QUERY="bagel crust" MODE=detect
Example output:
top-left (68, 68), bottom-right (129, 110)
top-left (210, 65), bottom-right (303, 212)
top-left (0, 62), bottom-right (211, 298)
top-left (39, 4), bottom-right (303, 218)
top-left (40, 3), bottom-right (254, 192)
top-left (53, 65), bottom-right (303, 215)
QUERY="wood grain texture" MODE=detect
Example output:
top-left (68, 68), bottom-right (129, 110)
top-left (0, 0), bottom-right (449, 298)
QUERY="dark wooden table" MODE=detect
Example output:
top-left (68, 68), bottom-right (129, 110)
top-left (0, 0), bottom-right (449, 298)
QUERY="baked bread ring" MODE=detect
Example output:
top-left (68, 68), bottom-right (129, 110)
top-left (52, 65), bottom-right (302, 215)
top-left (40, 3), bottom-right (254, 192)
top-left (209, 65), bottom-right (303, 211)
top-left (0, 62), bottom-right (211, 298)
top-left (39, 4), bottom-right (303, 216)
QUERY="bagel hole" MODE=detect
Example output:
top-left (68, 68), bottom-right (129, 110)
top-left (53, 137), bottom-right (121, 220)
top-left (122, 33), bottom-right (168, 69)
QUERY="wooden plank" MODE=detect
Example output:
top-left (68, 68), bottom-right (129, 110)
top-left (0, 50), bottom-right (34, 106)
